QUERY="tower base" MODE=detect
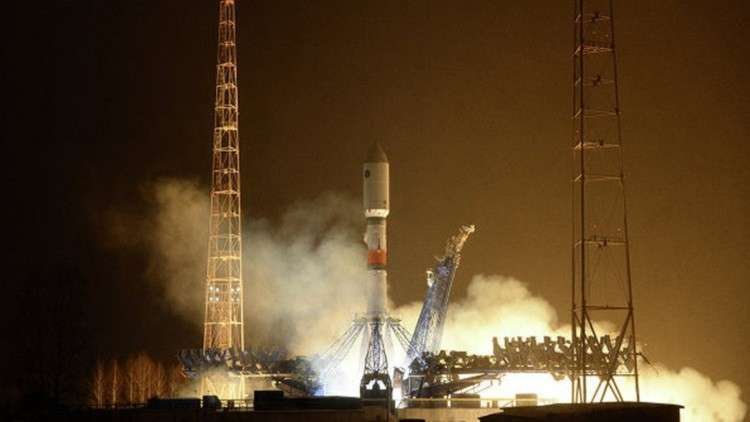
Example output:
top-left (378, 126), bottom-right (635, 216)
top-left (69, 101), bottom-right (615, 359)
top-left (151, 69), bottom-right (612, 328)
top-left (316, 315), bottom-right (412, 398)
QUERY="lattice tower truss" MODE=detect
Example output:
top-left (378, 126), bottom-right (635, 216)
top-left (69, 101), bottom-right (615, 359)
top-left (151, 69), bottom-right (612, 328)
top-left (406, 225), bottom-right (475, 365)
top-left (571, 0), bottom-right (640, 403)
top-left (360, 321), bottom-right (392, 396)
top-left (204, 0), bottom-right (244, 352)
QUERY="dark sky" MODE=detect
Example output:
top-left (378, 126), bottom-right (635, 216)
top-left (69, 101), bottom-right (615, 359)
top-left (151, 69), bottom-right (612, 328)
top-left (6, 0), bottom-right (748, 408)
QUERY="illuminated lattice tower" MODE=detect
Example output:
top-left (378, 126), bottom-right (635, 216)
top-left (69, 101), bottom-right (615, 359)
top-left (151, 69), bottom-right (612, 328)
top-left (570, 0), bottom-right (640, 402)
top-left (204, 0), bottom-right (244, 352)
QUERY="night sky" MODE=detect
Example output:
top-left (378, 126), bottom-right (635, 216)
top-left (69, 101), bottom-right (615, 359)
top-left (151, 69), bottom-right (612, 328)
top-left (6, 0), bottom-right (748, 409)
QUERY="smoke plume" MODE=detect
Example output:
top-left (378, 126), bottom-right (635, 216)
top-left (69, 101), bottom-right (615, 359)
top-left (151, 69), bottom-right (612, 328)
top-left (242, 193), bottom-right (368, 353)
top-left (113, 178), bottom-right (746, 422)
top-left (110, 179), bottom-right (368, 353)
top-left (396, 275), bottom-right (747, 422)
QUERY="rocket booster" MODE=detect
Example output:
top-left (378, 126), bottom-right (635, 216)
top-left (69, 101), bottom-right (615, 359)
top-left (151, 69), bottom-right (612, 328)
top-left (363, 143), bottom-right (389, 316)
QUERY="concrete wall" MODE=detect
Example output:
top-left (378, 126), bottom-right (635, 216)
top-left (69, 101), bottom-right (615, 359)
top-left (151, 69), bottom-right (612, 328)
top-left (397, 407), bottom-right (500, 422)
top-left (33, 408), bottom-right (368, 422)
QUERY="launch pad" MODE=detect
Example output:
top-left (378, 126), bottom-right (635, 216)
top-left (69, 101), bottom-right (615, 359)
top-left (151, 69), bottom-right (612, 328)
top-left (314, 147), bottom-right (476, 397)
top-left (401, 335), bottom-right (637, 400)
top-left (178, 0), bottom-right (644, 413)
top-left (177, 348), bottom-right (318, 400)
top-left (315, 315), bottom-right (411, 394)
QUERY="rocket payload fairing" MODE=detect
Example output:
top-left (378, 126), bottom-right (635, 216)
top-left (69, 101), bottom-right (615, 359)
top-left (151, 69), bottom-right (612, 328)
top-left (363, 143), bottom-right (389, 316)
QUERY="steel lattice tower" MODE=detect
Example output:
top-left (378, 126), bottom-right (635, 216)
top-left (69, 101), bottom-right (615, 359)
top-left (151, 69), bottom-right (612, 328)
top-left (570, 0), bottom-right (640, 403)
top-left (204, 0), bottom-right (244, 352)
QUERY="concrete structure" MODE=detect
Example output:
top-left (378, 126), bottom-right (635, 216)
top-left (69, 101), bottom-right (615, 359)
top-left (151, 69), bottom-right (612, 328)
top-left (48, 392), bottom-right (391, 422)
top-left (398, 406), bottom-right (499, 422)
top-left (479, 402), bottom-right (682, 421)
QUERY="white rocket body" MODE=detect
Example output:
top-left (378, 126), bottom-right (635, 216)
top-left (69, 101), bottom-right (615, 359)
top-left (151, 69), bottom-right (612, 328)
top-left (363, 144), bottom-right (389, 316)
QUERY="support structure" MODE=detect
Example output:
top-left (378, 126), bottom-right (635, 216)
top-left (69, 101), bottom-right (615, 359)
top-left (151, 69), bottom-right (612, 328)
top-left (317, 226), bottom-right (476, 399)
top-left (292, 144), bottom-right (476, 399)
top-left (406, 225), bottom-right (475, 366)
top-left (204, 0), bottom-right (243, 352)
top-left (570, 0), bottom-right (640, 403)
top-left (360, 322), bottom-right (392, 398)
top-left (316, 317), bottom-right (410, 385)
top-left (202, 0), bottom-right (246, 399)
top-left (359, 143), bottom-right (396, 398)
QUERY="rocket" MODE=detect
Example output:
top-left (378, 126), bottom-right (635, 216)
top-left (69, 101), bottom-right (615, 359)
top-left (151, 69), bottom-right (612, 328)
top-left (363, 143), bottom-right (389, 316)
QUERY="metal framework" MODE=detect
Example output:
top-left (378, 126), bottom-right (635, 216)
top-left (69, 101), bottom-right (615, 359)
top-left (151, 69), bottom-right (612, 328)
top-left (402, 335), bottom-right (637, 398)
top-left (360, 322), bottom-right (392, 397)
top-left (204, 0), bottom-right (244, 352)
top-left (178, 348), bottom-right (319, 396)
top-left (406, 225), bottom-right (475, 365)
top-left (570, 0), bottom-right (639, 402)
top-left (315, 315), bottom-right (411, 391)
top-left (316, 225), bottom-right (474, 395)
top-left (194, 0), bottom-right (246, 400)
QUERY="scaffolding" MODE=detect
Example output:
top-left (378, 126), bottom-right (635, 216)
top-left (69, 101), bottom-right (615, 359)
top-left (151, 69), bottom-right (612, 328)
top-left (570, 0), bottom-right (640, 403)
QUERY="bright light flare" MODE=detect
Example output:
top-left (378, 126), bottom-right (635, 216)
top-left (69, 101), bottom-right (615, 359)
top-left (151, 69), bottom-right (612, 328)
top-left (478, 373), bottom-right (571, 404)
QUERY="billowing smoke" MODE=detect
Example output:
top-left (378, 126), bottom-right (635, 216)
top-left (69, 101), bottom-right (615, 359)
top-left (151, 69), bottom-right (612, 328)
top-left (146, 179), bottom-right (210, 320)
top-left (639, 365), bottom-right (746, 422)
top-left (394, 275), bottom-right (568, 353)
top-left (395, 275), bottom-right (747, 422)
top-left (113, 179), bottom-right (746, 422)
top-left (111, 179), bottom-right (368, 354)
top-left (242, 193), bottom-right (367, 353)
top-left (105, 178), bottom-right (209, 321)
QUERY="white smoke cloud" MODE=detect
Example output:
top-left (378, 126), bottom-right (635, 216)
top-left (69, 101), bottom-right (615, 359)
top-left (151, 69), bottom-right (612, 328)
top-left (117, 179), bottom-right (747, 422)
top-left (122, 179), bottom-right (368, 354)
top-left (640, 365), bottom-right (747, 422)
top-left (441, 274), bottom-right (565, 350)
top-left (148, 179), bottom-right (209, 321)
top-left (105, 178), bottom-right (209, 322)
top-left (242, 193), bottom-right (368, 354)
top-left (396, 275), bottom-right (747, 422)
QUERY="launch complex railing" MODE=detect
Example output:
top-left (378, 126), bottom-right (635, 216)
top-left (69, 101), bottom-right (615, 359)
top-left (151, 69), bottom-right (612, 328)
top-left (398, 397), bottom-right (557, 409)
top-left (89, 399), bottom-right (256, 411)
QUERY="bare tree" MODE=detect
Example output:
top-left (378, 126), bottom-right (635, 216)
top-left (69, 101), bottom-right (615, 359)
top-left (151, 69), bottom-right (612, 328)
top-left (109, 359), bottom-right (119, 406)
top-left (88, 361), bottom-right (105, 407)
top-left (125, 356), bottom-right (136, 404)
top-left (151, 362), bottom-right (165, 398)
top-left (91, 353), bottom-right (183, 405)
top-left (167, 363), bottom-right (185, 398)
top-left (131, 352), bottom-right (154, 402)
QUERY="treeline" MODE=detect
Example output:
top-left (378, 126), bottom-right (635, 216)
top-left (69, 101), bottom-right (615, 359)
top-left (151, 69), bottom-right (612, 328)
top-left (88, 353), bottom-right (186, 407)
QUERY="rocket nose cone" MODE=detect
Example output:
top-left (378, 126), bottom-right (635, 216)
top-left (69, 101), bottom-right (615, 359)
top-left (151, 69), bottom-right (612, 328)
top-left (366, 143), bottom-right (388, 163)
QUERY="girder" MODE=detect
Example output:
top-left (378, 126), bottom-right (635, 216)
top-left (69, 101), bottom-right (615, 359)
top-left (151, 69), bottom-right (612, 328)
top-left (403, 335), bottom-right (637, 398)
top-left (406, 225), bottom-right (475, 365)
top-left (204, 0), bottom-right (244, 352)
top-left (570, 0), bottom-right (640, 403)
